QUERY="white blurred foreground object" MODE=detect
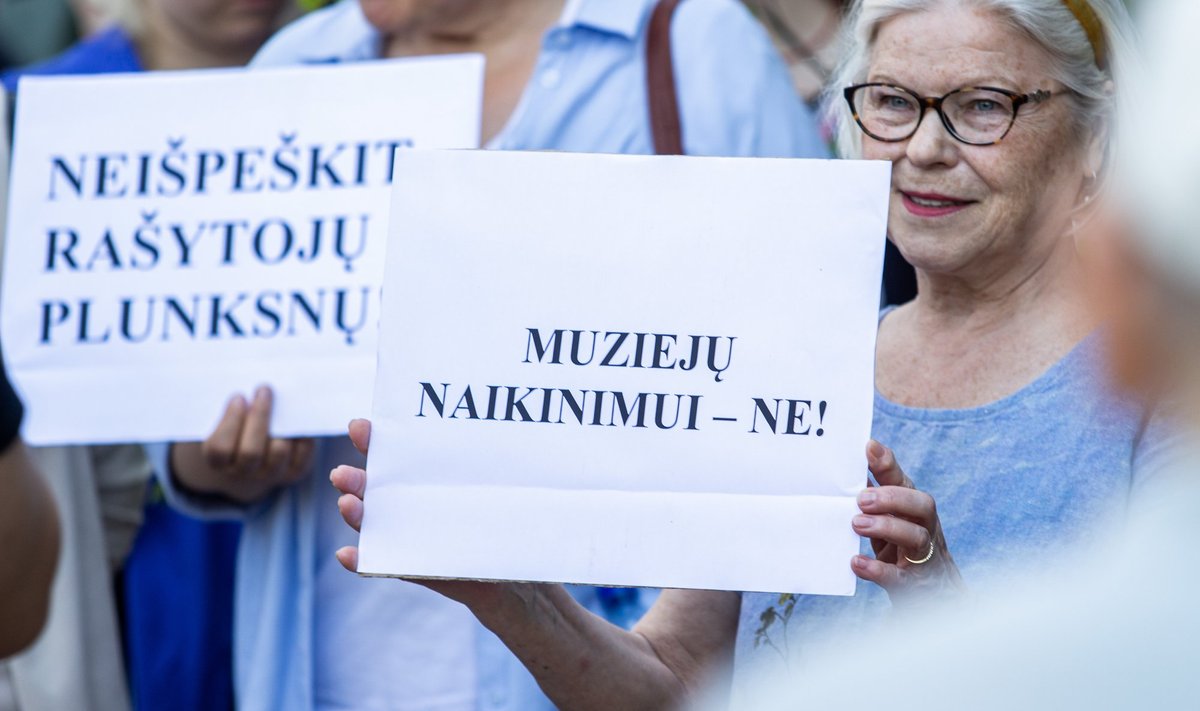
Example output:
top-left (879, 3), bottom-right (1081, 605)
top-left (358, 150), bottom-right (889, 595)
top-left (1, 56), bottom-right (483, 444)
top-left (1121, 1), bottom-right (1200, 288)
top-left (720, 465), bottom-right (1200, 710)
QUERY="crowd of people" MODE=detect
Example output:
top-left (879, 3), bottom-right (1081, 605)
top-left (1, 0), bottom-right (1196, 710)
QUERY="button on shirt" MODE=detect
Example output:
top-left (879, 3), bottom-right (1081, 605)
top-left (158, 1), bottom-right (830, 710)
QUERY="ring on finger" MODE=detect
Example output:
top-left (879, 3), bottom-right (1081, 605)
top-left (904, 540), bottom-right (935, 565)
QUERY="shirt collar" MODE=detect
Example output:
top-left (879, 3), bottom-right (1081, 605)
top-left (297, 0), bottom-right (652, 65)
top-left (566, 0), bottom-right (654, 39)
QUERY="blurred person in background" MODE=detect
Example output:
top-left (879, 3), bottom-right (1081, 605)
top-left (0, 361), bottom-right (59, 661)
top-left (736, 0), bottom-right (1172, 691)
top-left (327, 0), bottom-right (1182, 708)
top-left (743, 0), bottom-right (851, 106)
top-left (0, 1), bottom-right (291, 710)
top-left (1, 0), bottom-right (289, 84)
top-left (744, 0), bottom-right (920, 306)
top-left (732, 1), bottom-right (1200, 706)
top-left (157, 0), bottom-right (828, 709)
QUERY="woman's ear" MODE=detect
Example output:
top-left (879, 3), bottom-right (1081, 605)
top-left (1069, 120), bottom-right (1108, 223)
top-left (1084, 80), bottom-right (1116, 180)
top-left (1084, 122), bottom-right (1108, 183)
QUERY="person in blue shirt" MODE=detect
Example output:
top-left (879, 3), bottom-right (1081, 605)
top-left (1, 0), bottom-right (285, 90)
top-left (158, 1), bottom-right (827, 709)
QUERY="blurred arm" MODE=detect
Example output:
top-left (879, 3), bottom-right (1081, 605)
top-left (0, 439), bottom-right (60, 657)
top-left (470, 585), bottom-right (739, 710)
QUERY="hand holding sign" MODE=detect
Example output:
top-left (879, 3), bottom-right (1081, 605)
top-left (171, 386), bottom-right (315, 504)
top-left (851, 440), bottom-right (965, 603)
top-left (330, 418), bottom-right (371, 571)
top-left (331, 418), bottom-right (507, 611)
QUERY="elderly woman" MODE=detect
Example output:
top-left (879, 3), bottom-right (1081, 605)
top-left (330, 0), bottom-right (1177, 707)
top-left (731, 4), bottom-right (1200, 706)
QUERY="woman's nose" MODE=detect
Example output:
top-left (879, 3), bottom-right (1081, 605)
top-left (904, 109), bottom-right (959, 168)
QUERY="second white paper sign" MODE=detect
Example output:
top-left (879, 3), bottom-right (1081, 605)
top-left (2, 56), bottom-right (482, 444)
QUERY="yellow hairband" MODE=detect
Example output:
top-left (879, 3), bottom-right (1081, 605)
top-left (1062, 0), bottom-right (1108, 71)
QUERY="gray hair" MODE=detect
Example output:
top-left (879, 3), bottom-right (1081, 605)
top-left (827, 0), bottom-right (1136, 168)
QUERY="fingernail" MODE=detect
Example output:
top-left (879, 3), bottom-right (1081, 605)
top-left (853, 515), bottom-right (872, 529)
top-left (851, 555), bottom-right (868, 569)
top-left (858, 489), bottom-right (876, 506)
top-left (868, 440), bottom-right (885, 459)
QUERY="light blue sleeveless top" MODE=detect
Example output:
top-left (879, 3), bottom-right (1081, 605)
top-left (734, 327), bottom-right (1176, 692)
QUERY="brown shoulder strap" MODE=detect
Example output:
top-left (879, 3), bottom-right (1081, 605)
top-left (646, 0), bottom-right (685, 155)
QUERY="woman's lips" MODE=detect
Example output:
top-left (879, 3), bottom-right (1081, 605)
top-left (899, 190), bottom-right (975, 218)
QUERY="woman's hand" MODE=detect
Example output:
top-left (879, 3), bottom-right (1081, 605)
top-left (851, 440), bottom-right (965, 606)
top-left (333, 418), bottom-right (737, 709)
top-left (330, 418), bottom-right (504, 609)
top-left (170, 386), bottom-right (315, 504)
top-left (328, 418), bottom-right (373, 573)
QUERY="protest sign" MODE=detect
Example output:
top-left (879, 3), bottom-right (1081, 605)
top-left (1, 57), bottom-right (483, 444)
top-left (358, 150), bottom-right (890, 595)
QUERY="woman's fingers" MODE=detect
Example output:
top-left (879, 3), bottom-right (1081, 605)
top-left (866, 440), bottom-right (912, 489)
top-left (330, 466), bottom-right (365, 567)
top-left (336, 490), bottom-right (365, 532)
top-left (283, 438), bottom-right (316, 482)
top-left (263, 437), bottom-right (291, 478)
top-left (853, 442), bottom-right (966, 604)
top-left (348, 418), bottom-right (371, 457)
top-left (330, 465), bottom-right (366, 499)
top-left (852, 513), bottom-right (931, 554)
top-left (857, 485), bottom-right (937, 528)
top-left (234, 386), bottom-right (274, 474)
top-left (203, 394), bottom-right (248, 469)
top-left (336, 546), bottom-right (359, 573)
top-left (851, 555), bottom-right (905, 589)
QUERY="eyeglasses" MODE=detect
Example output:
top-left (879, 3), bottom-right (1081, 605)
top-left (843, 83), bottom-right (1057, 146)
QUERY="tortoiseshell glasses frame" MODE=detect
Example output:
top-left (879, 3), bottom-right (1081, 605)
top-left (843, 83), bottom-right (1056, 146)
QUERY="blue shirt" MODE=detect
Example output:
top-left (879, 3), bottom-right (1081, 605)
top-left (157, 1), bottom-right (828, 710)
top-left (1, 26), bottom-right (141, 93)
top-left (248, 0), bottom-right (827, 158)
top-left (733, 326), bottom-right (1178, 697)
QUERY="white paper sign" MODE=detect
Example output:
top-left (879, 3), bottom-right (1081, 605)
top-left (359, 150), bottom-right (889, 595)
top-left (1, 57), bottom-right (483, 444)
